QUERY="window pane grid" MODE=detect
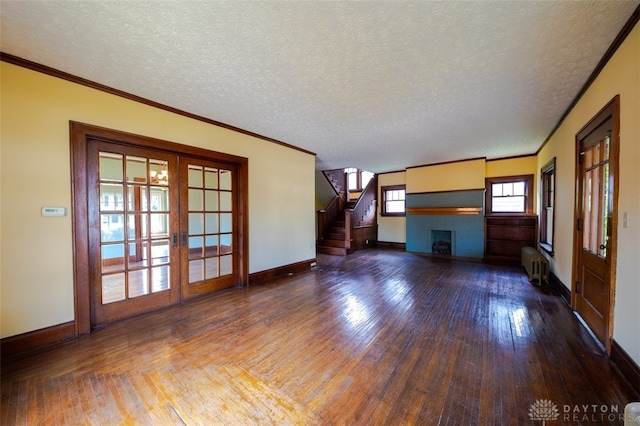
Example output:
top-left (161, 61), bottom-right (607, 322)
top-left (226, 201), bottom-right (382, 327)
top-left (381, 186), bottom-right (406, 215)
top-left (491, 181), bottom-right (527, 213)
top-left (98, 151), bottom-right (171, 305)
top-left (540, 159), bottom-right (556, 252)
top-left (187, 165), bottom-right (234, 284)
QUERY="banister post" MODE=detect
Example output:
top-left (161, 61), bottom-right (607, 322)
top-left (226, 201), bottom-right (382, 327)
top-left (345, 209), bottom-right (352, 250)
top-left (317, 210), bottom-right (326, 243)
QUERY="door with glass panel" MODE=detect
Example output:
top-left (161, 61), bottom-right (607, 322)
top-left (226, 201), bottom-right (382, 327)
top-left (88, 141), bottom-right (179, 326)
top-left (181, 159), bottom-right (238, 300)
top-left (573, 100), bottom-right (618, 352)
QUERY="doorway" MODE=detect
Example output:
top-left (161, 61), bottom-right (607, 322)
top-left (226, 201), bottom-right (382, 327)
top-left (71, 122), bottom-right (248, 332)
top-left (572, 96), bottom-right (619, 354)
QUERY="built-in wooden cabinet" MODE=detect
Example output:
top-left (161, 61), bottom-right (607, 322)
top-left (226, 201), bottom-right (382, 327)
top-left (484, 215), bottom-right (537, 263)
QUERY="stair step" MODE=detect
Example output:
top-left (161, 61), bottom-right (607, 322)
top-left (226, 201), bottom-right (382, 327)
top-left (329, 227), bottom-right (346, 234)
top-left (327, 233), bottom-right (345, 240)
top-left (317, 245), bottom-right (347, 256)
top-left (321, 239), bottom-right (347, 248)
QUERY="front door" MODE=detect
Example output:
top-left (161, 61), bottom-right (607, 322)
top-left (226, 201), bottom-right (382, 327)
top-left (573, 97), bottom-right (619, 353)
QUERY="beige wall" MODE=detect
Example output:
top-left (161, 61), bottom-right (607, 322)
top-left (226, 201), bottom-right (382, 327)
top-left (485, 155), bottom-right (537, 177)
top-left (538, 24), bottom-right (639, 364)
top-left (0, 62), bottom-right (316, 338)
top-left (377, 171), bottom-right (406, 243)
top-left (406, 158), bottom-right (486, 193)
top-left (486, 155), bottom-right (538, 211)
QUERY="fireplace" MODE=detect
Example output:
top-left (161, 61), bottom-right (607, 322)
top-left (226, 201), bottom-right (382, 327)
top-left (431, 230), bottom-right (453, 255)
top-left (406, 189), bottom-right (484, 259)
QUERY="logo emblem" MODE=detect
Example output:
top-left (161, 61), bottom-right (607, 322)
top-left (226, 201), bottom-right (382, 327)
top-left (529, 399), bottom-right (559, 425)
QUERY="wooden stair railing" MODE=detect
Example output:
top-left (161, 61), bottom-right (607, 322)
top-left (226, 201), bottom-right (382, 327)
top-left (317, 194), bottom-right (345, 249)
top-left (345, 175), bottom-right (378, 252)
top-left (322, 169), bottom-right (347, 198)
top-left (318, 173), bottom-right (378, 256)
top-left (348, 175), bottom-right (378, 227)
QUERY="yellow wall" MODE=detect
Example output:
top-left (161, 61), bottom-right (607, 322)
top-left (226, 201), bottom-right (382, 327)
top-left (486, 155), bottom-right (538, 211)
top-left (377, 171), bottom-right (406, 243)
top-left (538, 24), bottom-right (640, 364)
top-left (0, 62), bottom-right (316, 338)
top-left (406, 158), bottom-right (486, 193)
top-left (485, 155), bottom-right (537, 178)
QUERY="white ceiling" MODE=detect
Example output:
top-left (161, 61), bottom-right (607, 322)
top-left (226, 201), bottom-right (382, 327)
top-left (1, 1), bottom-right (638, 173)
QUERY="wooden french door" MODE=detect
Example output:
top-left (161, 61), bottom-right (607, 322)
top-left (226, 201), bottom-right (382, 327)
top-left (76, 123), bottom-right (246, 329)
top-left (180, 158), bottom-right (239, 300)
top-left (573, 97), bottom-right (619, 352)
top-left (88, 141), bottom-right (180, 325)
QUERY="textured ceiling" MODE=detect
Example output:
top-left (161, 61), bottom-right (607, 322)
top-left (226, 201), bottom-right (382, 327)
top-left (1, 1), bottom-right (638, 173)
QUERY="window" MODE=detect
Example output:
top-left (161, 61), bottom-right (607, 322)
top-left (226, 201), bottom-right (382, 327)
top-left (485, 175), bottom-right (533, 214)
top-left (381, 185), bottom-right (406, 216)
top-left (540, 159), bottom-right (556, 255)
top-left (345, 168), bottom-right (374, 191)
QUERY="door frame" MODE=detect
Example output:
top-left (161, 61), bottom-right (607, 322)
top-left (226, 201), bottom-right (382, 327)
top-left (571, 95), bottom-right (620, 354)
top-left (70, 121), bottom-right (249, 335)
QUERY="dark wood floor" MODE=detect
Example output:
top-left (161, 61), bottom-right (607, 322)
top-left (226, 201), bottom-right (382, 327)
top-left (2, 249), bottom-right (638, 425)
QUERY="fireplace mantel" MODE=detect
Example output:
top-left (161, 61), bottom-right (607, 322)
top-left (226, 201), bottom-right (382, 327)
top-left (406, 207), bottom-right (482, 215)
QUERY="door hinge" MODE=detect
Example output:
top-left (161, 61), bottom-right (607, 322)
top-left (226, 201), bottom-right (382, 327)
top-left (577, 218), bottom-right (582, 231)
top-left (575, 282), bottom-right (580, 293)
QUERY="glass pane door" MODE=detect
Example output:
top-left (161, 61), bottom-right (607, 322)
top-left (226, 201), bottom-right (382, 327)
top-left (181, 159), bottom-right (237, 299)
top-left (582, 135), bottom-right (610, 258)
top-left (89, 141), bottom-right (179, 326)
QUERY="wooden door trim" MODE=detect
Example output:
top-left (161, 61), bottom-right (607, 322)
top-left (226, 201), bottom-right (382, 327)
top-left (571, 95), bottom-right (620, 354)
top-left (70, 121), bottom-right (249, 335)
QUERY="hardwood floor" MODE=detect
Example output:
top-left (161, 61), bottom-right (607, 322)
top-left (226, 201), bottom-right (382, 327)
top-left (2, 249), bottom-right (638, 425)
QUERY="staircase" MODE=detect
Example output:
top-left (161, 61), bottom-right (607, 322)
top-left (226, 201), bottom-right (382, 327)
top-left (317, 216), bottom-right (349, 256)
top-left (317, 170), bottom-right (377, 256)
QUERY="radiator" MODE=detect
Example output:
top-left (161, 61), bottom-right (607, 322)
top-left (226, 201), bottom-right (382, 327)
top-left (521, 247), bottom-right (549, 285)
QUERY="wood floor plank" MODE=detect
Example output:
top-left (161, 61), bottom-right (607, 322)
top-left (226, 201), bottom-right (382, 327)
top-left (2, 249), bottom-right (637, 425)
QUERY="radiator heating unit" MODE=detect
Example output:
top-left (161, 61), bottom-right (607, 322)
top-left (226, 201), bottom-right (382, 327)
top-left (521, 247), bottom-right (549, 285)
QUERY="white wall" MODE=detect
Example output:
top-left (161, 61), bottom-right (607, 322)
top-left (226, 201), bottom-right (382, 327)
top-left (0, 62), bottom-right (316, 338)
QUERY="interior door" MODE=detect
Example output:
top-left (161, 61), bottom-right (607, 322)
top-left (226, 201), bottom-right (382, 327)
top-left (88, 140), bottom-right (180, 326)
top-left (180, 158), bottom-right (238, 300)
top-left (574, 101), bottom-right (618, 352)
top-left (72, 122), bottom-right (249, 333)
